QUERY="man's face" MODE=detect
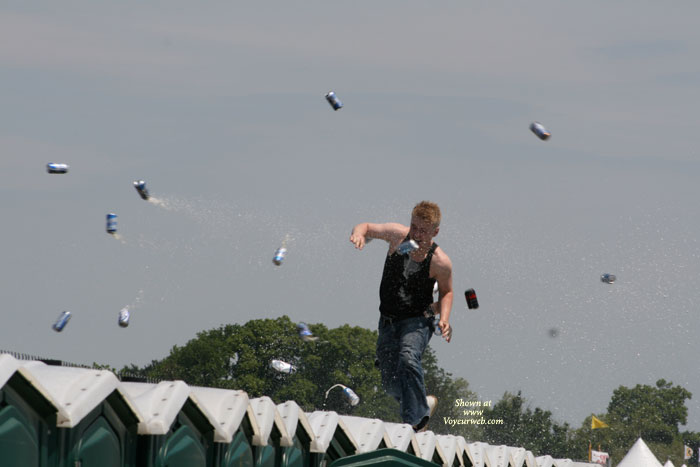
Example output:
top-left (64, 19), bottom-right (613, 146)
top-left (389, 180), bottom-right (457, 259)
top-left (409, 216), bottom-right (438, 247)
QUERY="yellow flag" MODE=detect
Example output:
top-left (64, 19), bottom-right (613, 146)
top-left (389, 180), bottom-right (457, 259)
top-left (684, 444), bottom-right (692, 460)
top-left (591, 415), bottom-right (609, 429)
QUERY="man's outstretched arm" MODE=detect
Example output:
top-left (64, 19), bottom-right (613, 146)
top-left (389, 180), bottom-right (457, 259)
top-left (349, 222), bottom-right (407, 250)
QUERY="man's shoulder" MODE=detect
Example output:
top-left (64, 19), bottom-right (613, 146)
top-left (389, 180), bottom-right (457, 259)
top-left (431, 246), bottom-right (452, 269)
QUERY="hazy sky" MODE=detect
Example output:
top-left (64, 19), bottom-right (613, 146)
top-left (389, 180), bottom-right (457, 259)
top-left (3, 1), bottom-right (700, 432)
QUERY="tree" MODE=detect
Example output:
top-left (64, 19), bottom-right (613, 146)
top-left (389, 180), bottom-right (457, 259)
top-left (607, 379), bottom-right (691, 444)
top-left (422, 347), bottom-right (481, 439)
top-left (569, 380), bottom-right (695, 466)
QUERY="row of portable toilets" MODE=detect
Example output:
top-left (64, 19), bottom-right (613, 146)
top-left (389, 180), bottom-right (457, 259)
top-left (0, 352), bottom-right (599, 467)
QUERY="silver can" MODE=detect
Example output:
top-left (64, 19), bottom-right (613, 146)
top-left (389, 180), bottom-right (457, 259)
top-left (270, 359), bottom-right (297, 374)
top-left (342, 386), bottom-right (360, 406)
top-left (106, 213), bottom-right (118, 234)
top-left (397, 239), bottom-right (419, 255)
top-left (529, 122), bottom-right (551, 141)
top-left (601, 273), bottom-right (616, 284)
top-left (325, 91), bottom-right (343, 111)
top-left (133, 180), bottom-right (150, 200)
top-left (118, 307), bottom-right (130, 327)
top-left (273, 247), bottom-right (287, 266)
top-left (47, 163), bottom-right (69, 174)
top-left (52, 311), bottom-right (72, 332)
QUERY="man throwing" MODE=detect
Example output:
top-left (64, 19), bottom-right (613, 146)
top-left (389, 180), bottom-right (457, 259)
top-left (350, 201), bottom-right (453, 431)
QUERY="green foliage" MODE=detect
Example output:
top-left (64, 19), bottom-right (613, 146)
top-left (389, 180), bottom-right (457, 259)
top-left (91, 362), bottom-right (117, 372)
top-left (607, 379), bottom-right (691, 444)
top-left (422, 347), bottom-right (481, 439)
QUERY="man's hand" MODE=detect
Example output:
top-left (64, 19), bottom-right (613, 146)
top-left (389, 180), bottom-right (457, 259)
top-left (349, 232), bottom-right (367, 250)
top-left (438, 320), bottom-right (452, 343)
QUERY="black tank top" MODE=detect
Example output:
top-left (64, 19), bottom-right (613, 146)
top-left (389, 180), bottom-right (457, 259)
top-left (379, 236), bottom-right (438, 319)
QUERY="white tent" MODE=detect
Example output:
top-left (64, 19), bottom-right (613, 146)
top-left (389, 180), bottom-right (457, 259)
top-left (617, 438), bottom-right (663, 467)
top-left (663, 461), bottom-right (675, 467)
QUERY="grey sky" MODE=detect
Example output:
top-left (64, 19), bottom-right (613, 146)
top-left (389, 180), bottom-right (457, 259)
top-left (2, 1), bottom-right (700, 432)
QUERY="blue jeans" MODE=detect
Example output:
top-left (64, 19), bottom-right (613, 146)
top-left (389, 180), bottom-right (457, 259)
top-left (376, 315), bottom-right (433, 426)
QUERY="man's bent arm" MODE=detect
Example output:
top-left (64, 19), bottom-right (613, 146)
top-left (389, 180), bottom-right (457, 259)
top-left (434, 254), bottom-right (454, 342)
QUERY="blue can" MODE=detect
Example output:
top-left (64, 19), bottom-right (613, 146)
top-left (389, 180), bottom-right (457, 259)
top-left (106, 213), bottom-right (118, 234)
top-left (432, 317), bottom-right (442, 336)
top-left (47, 163), bottom-right (69, 174)
top-left (529, 121), bottom-right (551, 141)
top-left (601, 273), bottom-right (616, 284)
top-left (297, 322), bottom-right (311, 337)
top-left (273, 247), bottom-right (287, 266)
top-left (297, 322), bottom-right (318, 342)
top-left (325, 91), bottom-right (343, 111)
top-left (52, 311), bottom-right (72, 332)
top-left (397, 239), bottom-right (419, 255)
top-left (133, 180), bottom-right (150, 200)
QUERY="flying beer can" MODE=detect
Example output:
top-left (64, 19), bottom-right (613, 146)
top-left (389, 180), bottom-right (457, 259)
top-left (106, 213), bottom-right (118, 234)
top-left (272, 247), bottom-right (287, 266)
top-left (601, 273), bottom-right (616, 284)
top-left (397, 239), bottom-right (419, 255)
top-left (270, 359), bottom-right (297, 374)
top-left (465, 288), bottom-right (479, 309)
top-left (52, 311), bottom-right (72, 332)
top-left (325, 91), bottom-right (343, 111)
top-left (118, 307), bottom-right (130, 327)
top-left (133, 180), bottom-right (150, 200)
top-left (47, 163), bottom-right (69, 174)
top-left (342, 386), bottom-right (360, 406)
top-left (297, 322), bottom-right (318, 342)
top-left (529, 122), bottom-right (551, 141)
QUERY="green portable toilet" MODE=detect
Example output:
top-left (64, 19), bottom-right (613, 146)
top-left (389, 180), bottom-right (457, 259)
top-left (455, 437), bottom-right (474, 466)
top-left (483, 444), bottom-right (508, 467)
top-left (508, 446), bottom-right (526, 467)
top-left (328, 448), bottom-right (439, 467)
top-left (463, 441), bottom-right (486, 467)
top-left (0, 354), bottom-right (58, 467)
top-left (190, 386), bottom-right (258, 467)
top-left (338, 415), bottom-right (393, 454)
top-left (248, 397), bottom-right (294, 467)
top-left (383, 422), bottom-right (422, 458)
top-left (414, 432), bottom-right (447, 466)
top-left (18, 359), bottom-right (142, 467)
top-left (524, 450), bottom-right (538, 467)
top-left (276, 401), bottom-right (323, 467)
top-left (435, 434), bottom-right (463, 467)
top-left (306, 411), bottom-right (358, 465)
top-left (121, 380), bottom-right (216, 467)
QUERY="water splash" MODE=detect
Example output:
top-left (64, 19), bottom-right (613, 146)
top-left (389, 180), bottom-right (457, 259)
top-left (109, 233), bottom-right (127, 245)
